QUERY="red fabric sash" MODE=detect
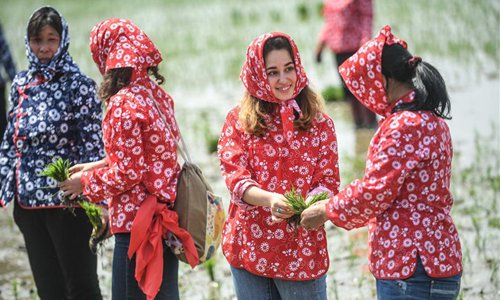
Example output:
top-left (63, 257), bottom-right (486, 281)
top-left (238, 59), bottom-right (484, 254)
top-left (128, 195), bottom-right (198, 300)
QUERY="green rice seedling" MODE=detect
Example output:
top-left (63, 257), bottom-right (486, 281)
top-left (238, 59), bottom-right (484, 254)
top-left (296, 3), bottom-right (309, 22)
top-left (322, 85), bottom-right (344, 103)
top-left (284, 188), bottom-right (329, 228)
top-left (270, 10), bottom-right (282, 23)
top-left (11, 278), bottom-right (18, 300)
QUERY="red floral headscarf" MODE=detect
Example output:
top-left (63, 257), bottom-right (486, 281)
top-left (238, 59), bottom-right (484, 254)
top-left (90, 18), bottom-right (162, 79)
top-left (240, 32), bottom-right (309, 143)
top-left (338, 25), bottom-right (407, 117)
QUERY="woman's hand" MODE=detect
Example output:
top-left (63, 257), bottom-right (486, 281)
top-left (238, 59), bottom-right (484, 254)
top-left (69, 159), bottom-right (106, 176)
top-left (59, 171), bottom-right (84, 200)
top-left (315, 41), bottom-right (326, 63)
top-left (242, 186), bottom-right (294, 222)
top-left (269, 193), bottom-right (294, 223)
top-left (300, 200), bottom-right (329, 230)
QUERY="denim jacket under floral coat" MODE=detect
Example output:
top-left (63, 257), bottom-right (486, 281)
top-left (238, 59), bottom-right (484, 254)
top-left (0, 11), bottom-right (105, 208)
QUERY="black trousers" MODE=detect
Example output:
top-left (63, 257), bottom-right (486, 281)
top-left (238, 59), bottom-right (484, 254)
top-left (13, 201), bottom-right (102, 300)
top-left (335, 52), bottom-right (377, 129)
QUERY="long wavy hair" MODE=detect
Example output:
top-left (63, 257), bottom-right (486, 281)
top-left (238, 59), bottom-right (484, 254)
top-left (98, 66), bottom-right (165, 102)
top-left (239, 37), bottom-right (325, 136)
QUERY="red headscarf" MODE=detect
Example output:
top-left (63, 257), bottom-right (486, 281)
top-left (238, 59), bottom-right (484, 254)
top-left (90, 18), bottom-right (162, 79)
top-left (240, 32), bottom-right (309, 143)
top-left (338, 25), bottom-right (407, 117)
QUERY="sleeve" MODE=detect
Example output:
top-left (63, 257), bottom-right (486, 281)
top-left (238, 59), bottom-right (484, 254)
top-left (0, 79), bottom-right (20, 206)
top-left (0, 26), bottom-right (17, 81)
top-left (217, 109), bottom-right (260, 209)
top-left (357, 0), bottom-right (373, 44)
top-left (326, 119), bottom-right (424, 230)
top-left (318, 1), bottom-right (333, 44)
top-left (81, 100), bottom-right (145, 202)
top-left (309, 114), bottom-right (340, 196)
top-left (73, 76), bottom-right (106, 162)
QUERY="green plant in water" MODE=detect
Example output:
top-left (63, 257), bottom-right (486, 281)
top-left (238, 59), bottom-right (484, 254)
top-left (11, 278), bottom-right (18, 300)
top-left (41, 158), bottom-right (105, 252)
top-left (296, 3), bottom-right (309, 21)
top-left (284, 188), bottom-right (328, 227)
top-left (203, 258), bottom-right (221, 300)
top-left (204, 257), bottom-right (216, 282)
top-left (270, 10), bottom-right (281, 23)
top-left (322, 85), bottom-right (345, 103)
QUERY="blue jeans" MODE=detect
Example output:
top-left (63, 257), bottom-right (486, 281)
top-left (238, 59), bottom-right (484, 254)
top-left (230, 266), bottom-right (327, 300)
top-left (112, 233), bottom-right (179, 300)
top-left (376, 256), bottom-right (461, 300)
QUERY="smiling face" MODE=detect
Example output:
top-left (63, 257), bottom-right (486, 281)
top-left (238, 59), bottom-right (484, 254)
top-left (265, 49), bottom-right (297, 101)
top-left (29, 25), bottom-right (60, 65)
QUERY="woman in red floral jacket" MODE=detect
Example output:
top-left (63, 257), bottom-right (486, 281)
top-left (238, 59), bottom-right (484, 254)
top-left (315, 0), bottom-right (377, 129)
top-left (218, 32), bottom-right (340, 300)
top-left (61, 19), bottom-right (197, 300)
top-left (301, 25), bottom-right (462, 299)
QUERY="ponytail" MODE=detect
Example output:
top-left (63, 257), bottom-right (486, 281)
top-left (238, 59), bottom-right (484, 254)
top-left (147, 66), bottom-right (165, 85)
top-left (411, 61), bottom-right (451, 119)
top-left (382, 44), bottom-right (451, 119)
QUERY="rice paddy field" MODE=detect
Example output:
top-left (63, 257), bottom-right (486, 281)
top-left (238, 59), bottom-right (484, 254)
top-left (0, 0), bottom-right (498, 299)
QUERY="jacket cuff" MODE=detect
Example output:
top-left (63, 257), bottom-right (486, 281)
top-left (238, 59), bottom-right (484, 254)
top-left (231, 179), bottom-right (260, 210)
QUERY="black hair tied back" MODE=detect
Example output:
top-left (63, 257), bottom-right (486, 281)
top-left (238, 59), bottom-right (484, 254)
top-left (382, 44), bottom-right (451, 120)
top-left (408, 56), bottom-right (422, 69)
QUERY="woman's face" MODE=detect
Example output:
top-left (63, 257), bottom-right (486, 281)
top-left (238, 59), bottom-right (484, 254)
top-left (29, 25), bottom-right (60, 64)
top-left (264, 49), bottom-right (297, 101)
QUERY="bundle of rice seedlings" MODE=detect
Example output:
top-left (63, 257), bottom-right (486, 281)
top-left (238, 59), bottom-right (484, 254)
top-left (284, 188), bottom-right (329, 228)
top-left (41, 158), bottom-right (107, 253)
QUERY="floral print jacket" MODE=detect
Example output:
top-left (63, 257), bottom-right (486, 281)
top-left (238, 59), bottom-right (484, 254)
top-left (218, 107), bottom-right (340, 280)
top-left (327, 25), bottom-right (462, 279)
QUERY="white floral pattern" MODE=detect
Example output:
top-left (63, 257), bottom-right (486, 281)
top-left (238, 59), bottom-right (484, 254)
top-left (218, 107), bottom-right (340, 280)
top-left (329, 25), bottom-right (462, 279)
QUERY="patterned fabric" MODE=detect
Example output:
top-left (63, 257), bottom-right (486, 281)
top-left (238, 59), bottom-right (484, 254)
top-left (0, 24), bottom-right (17, 85)
top-left (327, 26), bottom-right (462, 279)
top-left (218, 106), bottom-right (340, 280)
top-left (240, 32), bottom-right (309, 144)
top-left (339, 25), bottom-right (407, 117)
top-left (318, 0), bottom-right (373, 54)
top-left (84, 18), bottom-right (183, 300)
top-left (83, 19), bottom-right (180, 234)
top-left (89, 18), bottom-right (162, 78)
top-left (0, 9), bottom-right (104, 208)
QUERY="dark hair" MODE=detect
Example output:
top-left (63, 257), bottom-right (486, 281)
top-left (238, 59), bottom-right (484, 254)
top-left (382, 44), bottom-right (451, 119)
top-left (98, 66), bottom-right (165, 102)
top-left (28, 7), bottom-right (63, 39)
top-left (263, 36), bottom-right (294, 61)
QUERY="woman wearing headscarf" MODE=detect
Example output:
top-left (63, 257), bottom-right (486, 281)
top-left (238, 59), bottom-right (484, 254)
top-left (218, 32), bottom-right (340, 300)
top-left (0, 6), bottom-right (104, 300)
top-left (60, 18), bottom-right (197, 300)
top-left (301, 25), bottom-right (463, 299)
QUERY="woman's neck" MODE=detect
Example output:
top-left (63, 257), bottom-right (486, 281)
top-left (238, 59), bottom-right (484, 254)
top-left (388, 80), bottom-right (412, 104)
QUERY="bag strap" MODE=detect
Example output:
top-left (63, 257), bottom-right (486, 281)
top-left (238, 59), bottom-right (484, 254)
top-left (143, 87), bottom-right (192, 164)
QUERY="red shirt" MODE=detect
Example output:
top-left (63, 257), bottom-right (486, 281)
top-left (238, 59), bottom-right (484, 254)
top-left (82, 78), bottom-right (180, 234)
top-left (318, 0), bottom-right (373, 54)
top-left (218, 107), bottom-right (340, 280)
